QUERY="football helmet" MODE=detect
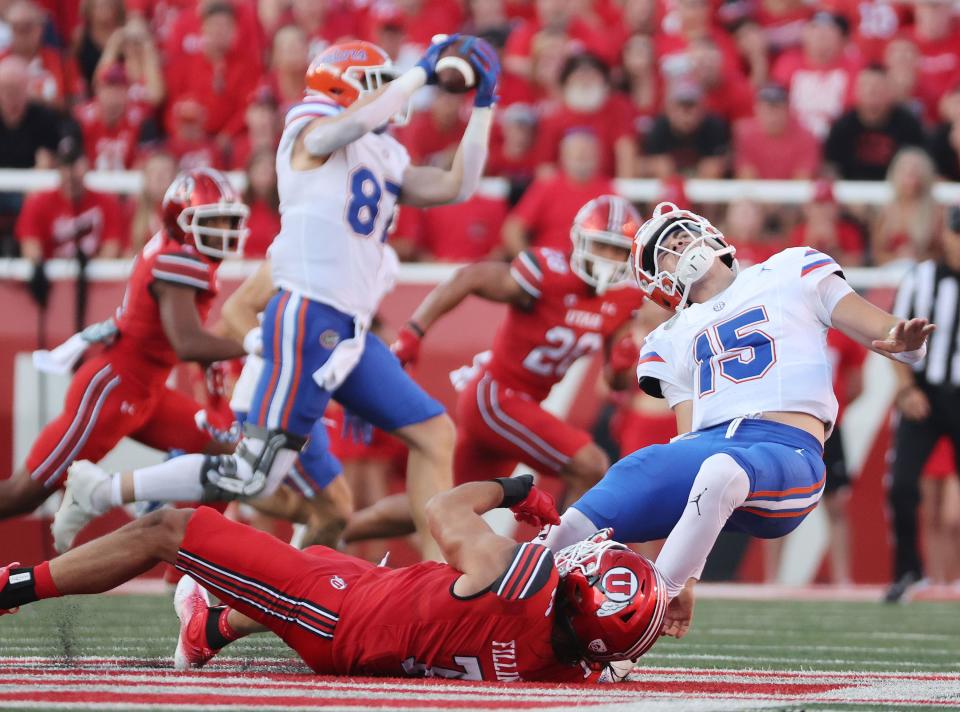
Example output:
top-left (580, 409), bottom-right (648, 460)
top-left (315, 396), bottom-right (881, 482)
top-left (555, 530), bottom-right (667, 663)
top-left (305, 41), bottom-right (408, 124)
top-left (570, 195), bottom-right (642, 295)
top-left (632, 201), bottom-right (736, 311)
top-left (162, 168), bottom-right (249, 260)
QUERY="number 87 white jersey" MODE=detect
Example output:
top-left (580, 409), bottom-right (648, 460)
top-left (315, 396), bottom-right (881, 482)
top-left (269, 98), bottom-right (410, 320)
top-left (637, 247), bottom-right (844, 433)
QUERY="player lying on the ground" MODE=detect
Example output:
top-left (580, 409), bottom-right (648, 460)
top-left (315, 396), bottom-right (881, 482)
top-left (343, 196), bottom-right (648, 545)
top-left (1, 476), bottom-right (667, 683)
top-left (0, 168), bottom-right (249, 527)
top-left (47, 36), bottom-right (503, 562)
top-left (53, 258), bottom-right (365, 552)
top-left (540, 201), bottom-right (935, 640)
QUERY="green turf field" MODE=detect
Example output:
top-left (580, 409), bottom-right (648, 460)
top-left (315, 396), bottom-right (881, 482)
top-left (4, 594), bottom-right (958, 671)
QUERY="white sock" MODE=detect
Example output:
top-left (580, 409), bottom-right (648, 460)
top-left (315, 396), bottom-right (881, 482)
top-left (655, 453), bottom-right (750, 599)
top-left (537, 506), bottom-right (599, 552)
top-left (132, 454), bottom-right (206, 503)
top-left (88, 474), bottom-right (119, 515)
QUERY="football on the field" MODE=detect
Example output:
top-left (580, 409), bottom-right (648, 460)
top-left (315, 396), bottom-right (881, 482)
top-left (436, 37), bottom-right (479, 94)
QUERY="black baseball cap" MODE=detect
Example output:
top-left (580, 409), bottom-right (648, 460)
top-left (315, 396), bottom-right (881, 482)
top-left (55, 135), bottom-right (84, 165)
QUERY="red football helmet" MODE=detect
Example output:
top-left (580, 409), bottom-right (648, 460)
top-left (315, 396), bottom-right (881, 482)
top-left (632, 201), bottom-right (736, 311)
top-left (555, 530), bottom-right (667, 663)
top-left (162, 168), bottom-right (249, 260)
top-left (570, 195), bottom-right (642, 295)
top-left (305, 41), bottom-right (408, 124)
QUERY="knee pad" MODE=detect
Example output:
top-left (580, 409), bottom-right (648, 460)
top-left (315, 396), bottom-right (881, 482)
top-left (200, 424), bottom-right (307, 501)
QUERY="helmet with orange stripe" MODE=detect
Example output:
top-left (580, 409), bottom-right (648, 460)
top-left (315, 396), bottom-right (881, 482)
top-left (570, 195), bottom-right (642, 295)
top-left (304, 41), bottom-right (409, 124)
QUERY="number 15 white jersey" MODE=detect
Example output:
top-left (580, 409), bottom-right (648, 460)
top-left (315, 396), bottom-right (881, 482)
top-left (269, 98), bottom-right (410, 321)
top-left (637, 247), bottom-right (844, 433)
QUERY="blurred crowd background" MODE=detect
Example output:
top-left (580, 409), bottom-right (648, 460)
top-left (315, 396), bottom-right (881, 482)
top-left (1, 0), bottom-right (960, 267)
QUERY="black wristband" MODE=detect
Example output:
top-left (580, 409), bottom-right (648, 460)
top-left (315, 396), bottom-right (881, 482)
top-left (494, 474), bottom-right (534, 508)
top-left (407, 320), bottom-right (425, 338)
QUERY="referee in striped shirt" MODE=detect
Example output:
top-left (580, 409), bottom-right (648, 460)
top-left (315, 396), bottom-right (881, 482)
top-left (885, 204), bottom-right (960, 602)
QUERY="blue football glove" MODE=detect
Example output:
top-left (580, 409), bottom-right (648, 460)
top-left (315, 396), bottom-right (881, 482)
top-left (416, 33), bottom-right (462, 85)
top-left (464, 36), bottom-right (500, 108)
top-left (342, 410), bottom-right (374, 445)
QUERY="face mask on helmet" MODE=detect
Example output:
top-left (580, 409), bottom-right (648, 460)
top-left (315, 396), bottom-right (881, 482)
top-left (555, 530), bottom-right (668, 663)
top-left (177, 202), bottom-right (250, 260)
top-left (569, 196), bottom-right (641, 295)
top-left (632, 202), bottom-right (737, 311)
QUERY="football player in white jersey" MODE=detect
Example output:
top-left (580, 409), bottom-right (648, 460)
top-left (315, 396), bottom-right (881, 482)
top-left (540, 202), bottom-right (934, 640)
top-left (54, 37), bottom-right (501, 561)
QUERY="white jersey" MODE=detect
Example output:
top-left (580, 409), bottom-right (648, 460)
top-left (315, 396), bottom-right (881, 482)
top-left (269, 98), bottom-right (409, 321)
top-left (637, 247), bottom-right (844, 433)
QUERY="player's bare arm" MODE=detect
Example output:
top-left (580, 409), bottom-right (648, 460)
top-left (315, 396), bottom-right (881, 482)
top-left (392, 261), bottom-right (533, 365)
top-left (426, 476), bottom-right (559, 596)
top-left (829, 279), bottom-right (935, 360)
top-left (154, 281), bottom-right (246, 364)
top-left (219, 260), bottom-right (273, 343)
top-left (672, 400), bottom-right (693, 436)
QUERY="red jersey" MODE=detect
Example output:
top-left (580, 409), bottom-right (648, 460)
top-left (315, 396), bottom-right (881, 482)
top-left (110, 232), bottom-right (219, 387)
top-left (772, 49), bottom-right (860, 138)
top-left (15, 188), bottom-right (124, 259)
top-left (509, 174), bottom-right (616, 252)
top-left (74, 100), bottom-right (148, 170)
top-left (533, 94), bottom-right (634, 177)
top-left (488, 247), bottom-right (644, 402)
top-left (333, 542), bottom-right (579, 682)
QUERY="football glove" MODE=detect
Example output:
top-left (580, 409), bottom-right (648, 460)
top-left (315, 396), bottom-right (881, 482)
top-left (466, 37), bottom-right (500, 107)
top-left (509, 476), bottom-right (561, 528)
top-left (609, 335), bottom-right (641, 374)
top-left (416, 34), bottom-right (462, 85)
top-left (391, 323), bottom-right (423, 366)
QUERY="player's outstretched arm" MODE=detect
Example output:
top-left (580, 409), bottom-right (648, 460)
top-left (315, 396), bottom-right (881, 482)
top-left (425, 476), bottom-right (558, 596)
top-left (392, 261), bottom-right (533, 365)
top-left (830, 286), bottom-right (935, 363)
top-left (301, 36), bottom-right (462, 160)
top-left (154, 281), bottom-right (247, 364)
top-left (399, 38), bottom-right (500, 207)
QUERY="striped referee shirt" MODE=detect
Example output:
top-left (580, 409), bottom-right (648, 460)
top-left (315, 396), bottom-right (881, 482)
top-left (893, 259), bottom-right (960, 387)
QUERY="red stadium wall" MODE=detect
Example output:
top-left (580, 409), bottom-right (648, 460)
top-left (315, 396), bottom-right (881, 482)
top-left (0, 276), bottom-right (899, 583)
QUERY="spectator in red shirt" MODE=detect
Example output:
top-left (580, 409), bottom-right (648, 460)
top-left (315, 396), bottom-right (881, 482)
top-left (1, 0), bottom-right (70, 107)
top-left (825, 0), bottom-right (906, 64)
top-left (655, 0), bottom-right (740, 81)
top-left (95, 16), bottom-right (165, 108)
top-left (71, 0), bottom-right (126, 93)
top-left (287, 0), bottom-right (362, 60)
top-left (399, 89), bottom-right (468, 167)
top-left (772, 11), bottom-right (860, 139)
top-left (722, 198), bottom-right (788, 266)
top-left (128, 149), bottom-right (176, 252)
top-left (501, 128), bottom-right (615, 256)
top-left (486, 102), bottom-right (538, 198)
top-left (164, 0), bottom-right (263, 65)
top-left (534, 53), bottom-right (634, 177)
top-left (262, 25), bottom-right (309, 116)
top-left (733, 82), bottom-right (820, 179)
top-left (166, 97), bottom-right (223, 170)
top-left (463, 0), bottom-right (516, 50)
top-left (619, 33), bottom-right (662, 140)
top-left (687, 37), bottom-right (755, 123)
top-left (16, 136), bottom-right (124, 261)
top-left (643, 79), bottom-right (730, 179)
top-left (393, 0), bottom-right (464, 50)
top-left (242, 147), bottom-right (280, 258)
top-left (395, 195), bottom-right (509, 262)
top-left (884, 36), bottom-right (932, 124)
top-left (503, 0), bottom-right (610, 81)
top-left (75, 63), bottom-right (147, 170)
top-left (789, 179), bottom-right (866, 266)
top-left (908, 0), bottom-right (960, 106)
top-left (225, 86), bottom-right (280, 171)
top-left (498, 26), bottom-right (569, 106)
top-left (753, 0), bottom-right (812, 55)
top-left (163, 1), bottom-right (263, 142)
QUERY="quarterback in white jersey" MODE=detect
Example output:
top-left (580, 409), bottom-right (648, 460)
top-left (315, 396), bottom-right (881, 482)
top-left (541, 202), bottom-right (934, 647)
top-left (53, 37), bottom-right (501, 564)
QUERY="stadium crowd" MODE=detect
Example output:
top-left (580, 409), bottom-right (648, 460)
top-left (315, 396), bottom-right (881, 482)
top-left (0, 0), bottom-right (957, 597)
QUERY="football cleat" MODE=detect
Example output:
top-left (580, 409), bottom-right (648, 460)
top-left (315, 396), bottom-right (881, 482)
top-left (52, 460), bottom-right (111, 554)
top-left (174, 575), bottom-right (220, 670)
top-left (0, 562), bottom-right (21, 616)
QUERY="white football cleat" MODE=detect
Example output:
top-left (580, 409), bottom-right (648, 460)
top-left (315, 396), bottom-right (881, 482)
top-left (174, 575), bottom-right (219, 671)
top-left (51, 460), bottom-right (110, 553)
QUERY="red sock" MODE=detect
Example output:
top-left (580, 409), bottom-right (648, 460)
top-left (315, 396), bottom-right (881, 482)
top-left (218, 606), bottom-right (240, 642)
top-left (33, 561), bottom-right (62, 600)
